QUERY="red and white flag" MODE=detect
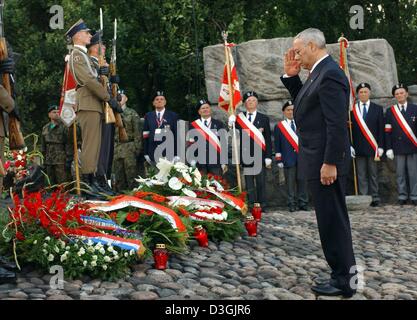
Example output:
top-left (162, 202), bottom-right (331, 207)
top-left (218, 43), bottom-right (242, 114)
top-left (59, 55), bottom-right (77, 127)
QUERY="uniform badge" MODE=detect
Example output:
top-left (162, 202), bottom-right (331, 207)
top-left (73, 55), bottom-right (81, 63)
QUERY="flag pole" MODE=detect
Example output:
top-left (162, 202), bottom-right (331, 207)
top-left (222, 31), bottom-right (242, 193)
top-left (338, 35), bottom-right (358, 195)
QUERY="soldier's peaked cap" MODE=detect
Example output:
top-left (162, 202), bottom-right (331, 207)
top-left (243, 91), bottom-right (258, 102)
top-left (65, 19), bottom-right (91, 39)
top-left (282, 100), bottom-right (294, 111)
top-left (356, 82), bottom-right (371, 93)
top-left (48, 104), bottom-right (59, 113)
top-left (392, 83), bottom-right (408, 96)
top-left (87, 32), bottom-right (101, 48)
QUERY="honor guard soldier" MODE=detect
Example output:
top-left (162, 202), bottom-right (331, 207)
top-left (87, 31), bottom-right (122, 196)
top-left (0, 55), bottom-right (19, 284)
top-left (187, 99), bottom-right (227, 176)
top-left (229, 91), bottom-right (273, 210)
top-left (385, 84), bottom-right (417, 206)
top-left (350, 83), bottom-right (384, 206)
top-left (40, 104), bottom-right (73, 185)
top-left (113, 92), bottom-right (143, 191)
top-left (274, 100), bottom-right (308, 212)
top-left (143, 91), bottom-right (179, 165)
top-left (65, 20), bottom-right (120, 198)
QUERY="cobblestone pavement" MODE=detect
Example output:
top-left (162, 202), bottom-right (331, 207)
top-left (1, 204), bottom-right (417, 300)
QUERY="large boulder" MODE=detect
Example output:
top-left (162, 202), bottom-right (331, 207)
top-left (202, 37), bottom-right (411, 206)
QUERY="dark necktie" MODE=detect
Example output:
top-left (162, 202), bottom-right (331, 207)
top-left (204, 120), bottom-right (208, 127)
top-left (291, 120), bottom-right (295, 132)
top-left (362, 104), bottom-right (367, 119)
top-left (248, 113), bottom-right (253, 122)
top-left (401, 105), bottom-right (406, 115)
top-left (157, 112), bottom-right (161, 121)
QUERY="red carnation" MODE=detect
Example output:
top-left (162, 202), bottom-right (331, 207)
top-left (15, 231), bottom-right (25, 241)
top-left (126, 211), bottom-right (140, 223)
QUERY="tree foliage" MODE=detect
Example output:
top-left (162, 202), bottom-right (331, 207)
top-left (3, 0), bottom-right (417, 135)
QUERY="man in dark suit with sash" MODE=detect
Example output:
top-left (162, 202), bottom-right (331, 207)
top-left (281, 28), bottom-right (357, 297)
top-left (385, 84), bottom-right (417, 206)
top-left (351, 83), bottom-right (384, 206)
top-left (187, 99), bottom-right (227, 176)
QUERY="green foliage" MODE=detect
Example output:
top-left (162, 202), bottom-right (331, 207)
top-left (3, 0), bottom-right (416, 139)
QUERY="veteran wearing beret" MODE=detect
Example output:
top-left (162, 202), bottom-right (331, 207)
top-left (350, 82), bottom-right (385, 206)
top-left (385, 84), bottom-right (417, 206)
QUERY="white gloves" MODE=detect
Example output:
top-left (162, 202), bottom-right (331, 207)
top-left (386, 149), bottom-right (394, 160)
top-left (144, 155), bottom-right (152, 164)
top-left (190, 160), bottom-right (197, 168)
top-left (350, 146), bottom-right (356, 158)
top-left (265, 158), bottom-right (272, 168)
top-left (378, 148), bottom-right (384, 157)
top-left (228, 115), bottom-right (236, 127)
top-left (173, 156), bottom-right (181, 163)
top-left (221, 164), bottom-right (228, 174)
top-left (277, 162), bottom-right (284, 169)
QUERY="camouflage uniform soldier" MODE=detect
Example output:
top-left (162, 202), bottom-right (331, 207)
top-left (113, 93), bottom-right (143, 191)
top-left (40, 105), bottom-right (73, 185)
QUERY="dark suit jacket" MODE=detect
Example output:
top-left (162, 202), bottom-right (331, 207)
top-left (187, 118), bottom-right (225, 167)
top-left (235, 111), bottom-right (273, 167)
top-left (351, 102), bottom-right (385, 156)
top-left (143, 110), bottom-right (178, 161)
top-left (281, 55), bottom-right (351, 180)
top-left (385, 103), bottom-right (417, 155)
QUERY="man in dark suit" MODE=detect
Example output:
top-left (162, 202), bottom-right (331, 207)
top-left (230, 91), bottom-right (273, 210)
top-left (351, 83), bottom-right (384, 206)
top-left (274, 100), bottom-right (308, 212)
top-left (385, 84), bottom-right (417, 206)
top-left (143, 91), bottom-right (179, 166)
top-left (281, 28), bottom-right (357, 297)
top-left (187, 99), bottom-right (227, 176)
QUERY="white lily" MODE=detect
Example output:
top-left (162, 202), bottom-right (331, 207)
top-left (182, 189), bottom-right (197, 198)
top-left (155, 158), bottom-right (174, 182)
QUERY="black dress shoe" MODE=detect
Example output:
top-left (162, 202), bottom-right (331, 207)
top-left (298, 205), bottom-right (309, 211)
top-left (289, 206), bottom-right (296, 212)
top-left (0, 267), bottom-right (16, 284)
top-left (398, 200), bottom-right (407, 206)
top-left (412, 200), bottom-right (417, 206)
top-left (0, 256), bottom-right (17, 271)
top-left (311, 283), bottom-right (355, 298)
top-left (370, 201), bottom-right (379, 207)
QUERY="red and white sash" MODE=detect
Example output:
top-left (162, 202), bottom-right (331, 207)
top-left (236, 112), bottom-right (265, 151)
top-left (277, 120), bottom-right (299, 153)
top-left (191, 119), bottom-right (222, 153)
top-left (390, 105), bottom-right (417, 147)
top-left (352, 103), bottom-right (378, 152)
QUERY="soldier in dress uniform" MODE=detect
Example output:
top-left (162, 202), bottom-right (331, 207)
top-left (113, 92), bottom-right (143, 191)
top-left (274, 100), bottom-right (308, 212)
top-left (0, 55), bottom-right (19, 283)
top-left (385, 84), bottom-right (417, 206)
top-left (65, 20), bottom-right (120, 198)
top-left (187, 99), bottom-right (227, 176)
top-left (229, 91), bottom-right (273, 210)
top-left (350, 83), bottom-right (385, 206)
top-left (87, 32), bottom-right (122, 196)
top-left (143, 91), bottom-right (179, 166)
top-left (40, 104), bottom-right (73, 185)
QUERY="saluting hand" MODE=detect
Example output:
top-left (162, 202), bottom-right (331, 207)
top-left (320, 163), bottom-right (337, 186)
top-left (284, 48), bottom-right (301, 77)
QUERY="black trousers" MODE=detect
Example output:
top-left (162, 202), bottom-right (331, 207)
top-left (97, 123), bottom-right (115, 177)
top-left (308, 176), bottom-right (357, 290)
top-left (244, 167), bottom-right (266, 208)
